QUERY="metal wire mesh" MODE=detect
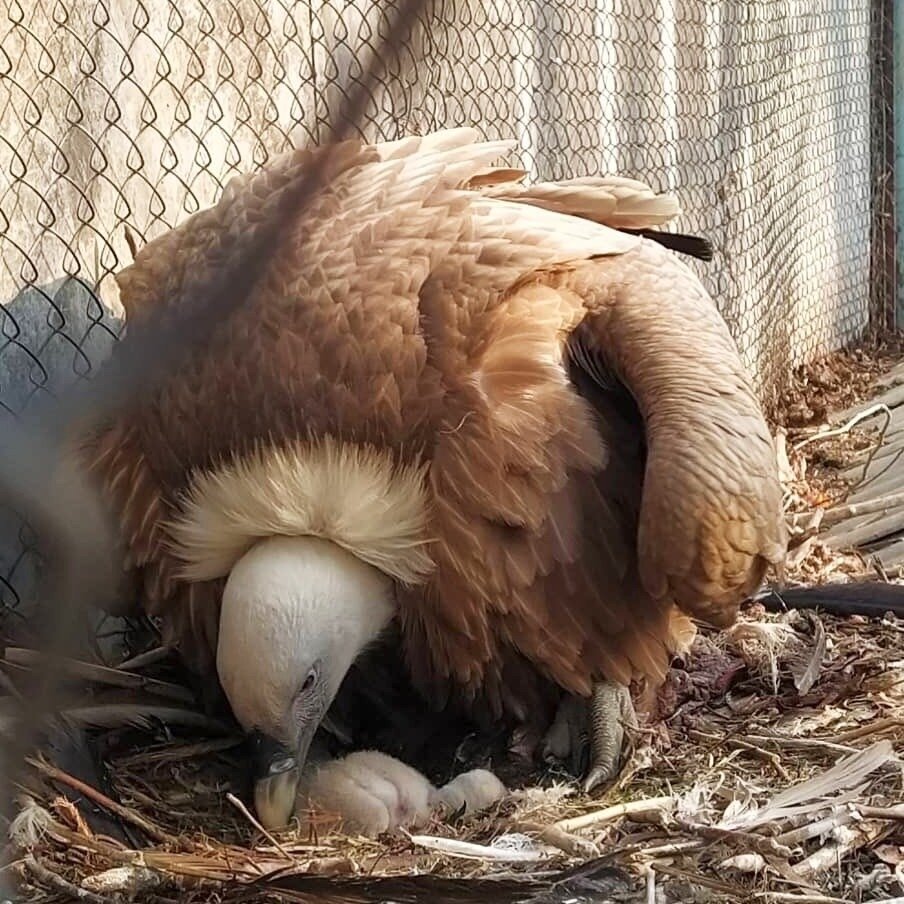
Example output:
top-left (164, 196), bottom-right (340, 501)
top-left (0, 0), bottom-right (889, 621)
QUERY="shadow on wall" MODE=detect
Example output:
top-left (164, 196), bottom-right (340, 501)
top-left (0, 277), bottom-right (124, 651)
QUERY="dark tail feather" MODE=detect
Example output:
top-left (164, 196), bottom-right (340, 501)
top-left (629, 229), bottom-right (714, 262)
top-left (757, 581), bottom-right (904, 618)
top-left (265, 861), bottom-right (638, 903)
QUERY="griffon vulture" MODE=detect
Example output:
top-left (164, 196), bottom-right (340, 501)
top-left (77, 128), bottom-right (786, 831)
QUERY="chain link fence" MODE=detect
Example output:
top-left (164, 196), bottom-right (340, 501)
top-left (0, 0), bottom-right (891, 621)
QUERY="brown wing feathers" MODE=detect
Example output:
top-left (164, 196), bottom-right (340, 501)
top-left (556, 246), bottom-right (786, 625)
top-left (81, 131), bottom-right (784, 722)
top-left (79, 144), bottom-right (381, 674)
top-left (414, 231), bottom-right (783, 711)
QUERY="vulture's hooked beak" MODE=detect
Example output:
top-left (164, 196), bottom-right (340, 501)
top-left (250, 730), bottom-right (306, 830)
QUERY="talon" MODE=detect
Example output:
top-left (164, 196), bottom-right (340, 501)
top-left (541, 681), bottom-right (638, 793)
top-left (583, 681), bottom-right (637, 793)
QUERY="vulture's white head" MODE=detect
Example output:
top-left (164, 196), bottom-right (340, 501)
top-left (167, 439), bottom-right (434, 826)
top-left (217, 535), bottom-right (395, 821)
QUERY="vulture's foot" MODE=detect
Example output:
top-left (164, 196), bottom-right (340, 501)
top-left (585, 681), bottom-right (638, 792)
top-left (541, 694), bottom-right (587, 775)
top-left (542, 681), bottom-right (637, 793)
top-left (259, 750), bottom-right (507, 837)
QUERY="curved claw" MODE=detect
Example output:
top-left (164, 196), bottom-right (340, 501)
top-left (582, 681), bottom-right (638, 793)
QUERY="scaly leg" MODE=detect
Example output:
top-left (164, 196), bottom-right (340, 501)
top-left (584, 680), bottom-right (638, 792)
top-left (541, 680), bottom-right (638, 792)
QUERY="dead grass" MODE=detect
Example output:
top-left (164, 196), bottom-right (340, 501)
top-left (778, 337), bottom-right (904, 587)
top-left (6, 609), bottom-right (904, 903)
top-left (6, 340), bottom-right (904, 903)
top-left (776, 335), bottom-right (904, 430)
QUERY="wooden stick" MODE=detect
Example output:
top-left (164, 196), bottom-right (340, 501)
top-left (743, 733), bottom-right (856, 754)
top-left (856, 803), bottom-right (904, 821)
top-left (516, 820), bottom-right (599, 858)
top-left (793, 403), bottom-right (891, 450)
top-left (24, 854), bottom-right (114, 904)
top-left (674, 819), bottom-right (792, 858)
top-left (752, 893), bottom-right (849, 904)
top-left (853, 407), bottom-right (894, 490)
top-left (688, 730), bottom-right (791, 781)
top-left (555, 796), bottom-right (675, 833)
top-left (822, 492), bottom-right (904, 527)
top-left (407, 833), bottom-right (548, 862)
top-left (226, 792), bottom-right (294, 861)
top-left (645, 868), bottom-right (656, 904)
top-left (832, 717), bottom-right (904, 744)
top-left (793, 820), bottom-right (887, 879)
top-left (26, 757), bottom-right (178, 846)
top-left (628, 839), bottom-right (704, 859)
top-left (775, 807), bottom-right (853, 846)
top-left (81, 866), bottom-right (162, 897)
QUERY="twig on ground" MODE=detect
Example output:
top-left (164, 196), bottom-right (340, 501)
top-left (752, 893), bottom-right (849, 904)
top-left (515, 820), bottom-right (599, 858)
top-left (856, 804), bottom-right (904, 821)
top-left (24, 854), bottom-right (114, 904)
top-left (688, 730), bottom-right (791, 781)
top-left (226, 792), bottom-right (294, 861)
top-left (554, 796), bottom-right (675, 833)
top-left (674, 819), bottom-right (793, 859)
top-left (81, 866), bottom-right (164, 897)
top-left (793, 820), bottom-right (888, 879)
top-left (743, 734), bottom-right (857, 755)
top-left (853, 408), bottom-right (894, 489)
top-left (620, 838), bottom-right (705, 859)
top-left (822, 492), bottom-right (904, 527)
top-left (645, 868), bottom-right (656, 904)
top-left (407, 833), bottom-right (548, 862)
top-left (26, 756), bottom-right (178, 846)
top-left (775, 807), bottom-right (854, 847)
top-left (832, 718), bottom-right (904, 744)
top-left (794, 404), bottom-right (891, 450)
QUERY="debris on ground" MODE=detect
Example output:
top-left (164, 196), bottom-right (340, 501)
top-left (5, 337), bottom-right (904, 903)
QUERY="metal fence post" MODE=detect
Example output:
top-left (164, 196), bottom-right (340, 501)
top-left (896, 0), bottom-right (904, 326)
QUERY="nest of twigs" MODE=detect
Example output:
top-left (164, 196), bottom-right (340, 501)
top-left (6, 340), bottom-right (904, 904)
top-left (5, 607), bottom-right (904, 904)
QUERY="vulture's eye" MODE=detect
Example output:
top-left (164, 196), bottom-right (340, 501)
top-left (300, 669), bottom-right (317, 693)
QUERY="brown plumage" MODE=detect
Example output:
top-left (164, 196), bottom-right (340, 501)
top-left (77, 128), bottom-right (786, 766)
